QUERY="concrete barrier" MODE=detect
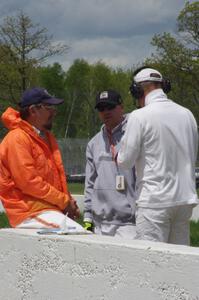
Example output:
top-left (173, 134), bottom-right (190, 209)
top-left (0, 229), bottom-right (199, 300)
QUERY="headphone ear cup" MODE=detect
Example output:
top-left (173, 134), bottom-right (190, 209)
top-left (130, 82), bottom-right (144, 99)
top-left (162, 78), bottom-right (171, 94)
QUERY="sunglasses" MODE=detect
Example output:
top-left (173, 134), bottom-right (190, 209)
top-left (31, 104), bottom-right (56, 111)
top-left (97, 104), bottom-right (117, 112)
top-left (42, 104), bottom-right (56, 111)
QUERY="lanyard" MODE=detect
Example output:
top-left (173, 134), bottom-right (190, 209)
top-left (106, 128), bottom-right (120, 173)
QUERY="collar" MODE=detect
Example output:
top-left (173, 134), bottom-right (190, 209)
top-left (32, 126), bottom-right (48, 141)
top-left (32, 126), bottom-right (41, 136)
top-left (145, 88), bottom-right (168, 106)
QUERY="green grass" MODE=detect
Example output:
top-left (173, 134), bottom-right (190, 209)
top-left (0, 212), bottom-right (10, 228)
top-left (68, 183), bottom-right (84, 194)
top-left (190, 220), bottom-right (199, 247)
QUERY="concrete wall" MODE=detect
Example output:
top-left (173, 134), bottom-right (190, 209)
top-left (0, 229), bottom-right (199, 300)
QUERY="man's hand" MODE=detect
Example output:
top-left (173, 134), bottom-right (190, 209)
top-left (83, 221), bottom-right (93, 232)
top-left (64, 197), bottom-right (80, 220)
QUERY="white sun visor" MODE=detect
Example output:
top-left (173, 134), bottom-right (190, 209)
top-left (134, 68), bottom-right (163, 83)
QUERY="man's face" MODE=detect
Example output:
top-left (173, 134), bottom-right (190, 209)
top-left (29, 103), bottom-right (57, 131)
top-left (97, 103), bottom-right (124, 130)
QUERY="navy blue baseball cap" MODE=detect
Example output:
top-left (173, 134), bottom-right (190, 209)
top-left (19, 87), bottom-right (64, 108)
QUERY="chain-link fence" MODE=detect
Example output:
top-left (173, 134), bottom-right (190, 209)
top-left (58, 138), bottom-right (88, 176)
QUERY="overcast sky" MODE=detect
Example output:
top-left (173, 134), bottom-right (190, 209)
top-left (0, 0), bottom-right (189, 71)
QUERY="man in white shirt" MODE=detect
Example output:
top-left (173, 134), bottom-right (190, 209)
top-left (117, 67), bottom-right (198, 245)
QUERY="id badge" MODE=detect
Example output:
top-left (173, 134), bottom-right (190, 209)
top-left (116, 175), bottom-right (125, 191)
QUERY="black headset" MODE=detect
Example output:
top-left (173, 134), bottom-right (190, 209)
top-left (129, 66), bottom-right (171, 99)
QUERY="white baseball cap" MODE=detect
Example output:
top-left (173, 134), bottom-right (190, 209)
top-left (134, 68), bottom-right (163, 83)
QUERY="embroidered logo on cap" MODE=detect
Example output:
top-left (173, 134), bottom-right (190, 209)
top-left (100, 91), bottom-right (108, 99)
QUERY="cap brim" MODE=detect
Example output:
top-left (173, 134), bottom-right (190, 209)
top-left (42, 98), bottom-right (64, 105)
top-left (95, 100), bottom-right (117, 109)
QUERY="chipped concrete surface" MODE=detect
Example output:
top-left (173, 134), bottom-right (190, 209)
top-left (0, 229), bottom-right (199, 300)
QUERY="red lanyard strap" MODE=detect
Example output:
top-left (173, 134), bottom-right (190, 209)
top-left (107, 129), bottom-right (119, 170)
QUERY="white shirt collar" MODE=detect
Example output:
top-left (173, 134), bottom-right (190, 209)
top-left (145, 88), bottom-right (168, 106)
top-left (32, 126), bottom-right (41, 135)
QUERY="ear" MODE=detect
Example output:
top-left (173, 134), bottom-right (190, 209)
top-left (28, 105), bottom-right (37, 116)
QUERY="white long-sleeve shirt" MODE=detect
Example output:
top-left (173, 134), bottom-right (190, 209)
top-left (118, 89), bottom-right (199, 208)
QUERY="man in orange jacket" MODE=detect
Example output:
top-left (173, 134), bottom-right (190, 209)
top-left (0, 87), bottom-right (82, 230)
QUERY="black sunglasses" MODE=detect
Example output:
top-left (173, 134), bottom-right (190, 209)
top-left (97, 104), bottom-right (117, 112)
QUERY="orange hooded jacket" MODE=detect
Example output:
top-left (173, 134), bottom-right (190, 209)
top-left (0, 107), bottom-right (71, 227)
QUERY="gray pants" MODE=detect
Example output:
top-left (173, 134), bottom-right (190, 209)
top-left (94, 223), bottom-right (136, 238)
top-left (136, 205), bottom-right (194, 245)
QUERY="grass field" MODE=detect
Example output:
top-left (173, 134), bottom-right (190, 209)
top-left (68, 183), bottom-right (84, 194)
top-left (0, 183), bottom-right (199, 247)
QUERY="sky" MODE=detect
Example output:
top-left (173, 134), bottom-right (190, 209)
top-left (0, 0), bottom-right (189, 71)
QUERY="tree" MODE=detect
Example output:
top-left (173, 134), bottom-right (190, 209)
top-left (0, 10), bottom-right (69, 101)
top-left (38, 63), bottom-right (66, 98)
top-left (145, 1), bottom-right (199, 123)
top-left (177, 1), bottom-right (199, 49)
top-left (37, 63), bottom-right (68, 137)
top-left (64, 59), bottom-right (135, 138)
top-left (0, 44), bottom-right (21, 102)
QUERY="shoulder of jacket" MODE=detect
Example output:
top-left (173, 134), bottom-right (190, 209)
top-left (87, 132), bottom-right (105, 154)
top-left (5, 128), bottom-right (32, 145)
top-left (5, 127), bottom-right (24, 137)
top-left (128, 109), bottom-right (144, 120)
top-left (88, 131), bottom-right (102, 144)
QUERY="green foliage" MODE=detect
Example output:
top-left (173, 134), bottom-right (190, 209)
top-left (64, 59), bottom-right (134, 138)
top-left (145, 1), bottom-right (199, 124)
top-left (177, 1), bottom-right (199, 48)
top-left (0, 2), bottom-right (198, 140)
top-left (37, 63), bottom-right (68, 137)
top-left (38, 63), bottom-right (66, 98)
top-left (0, 10), bottom-right (68, 101)
top-left (64, 59), bottom-right (94, 138)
